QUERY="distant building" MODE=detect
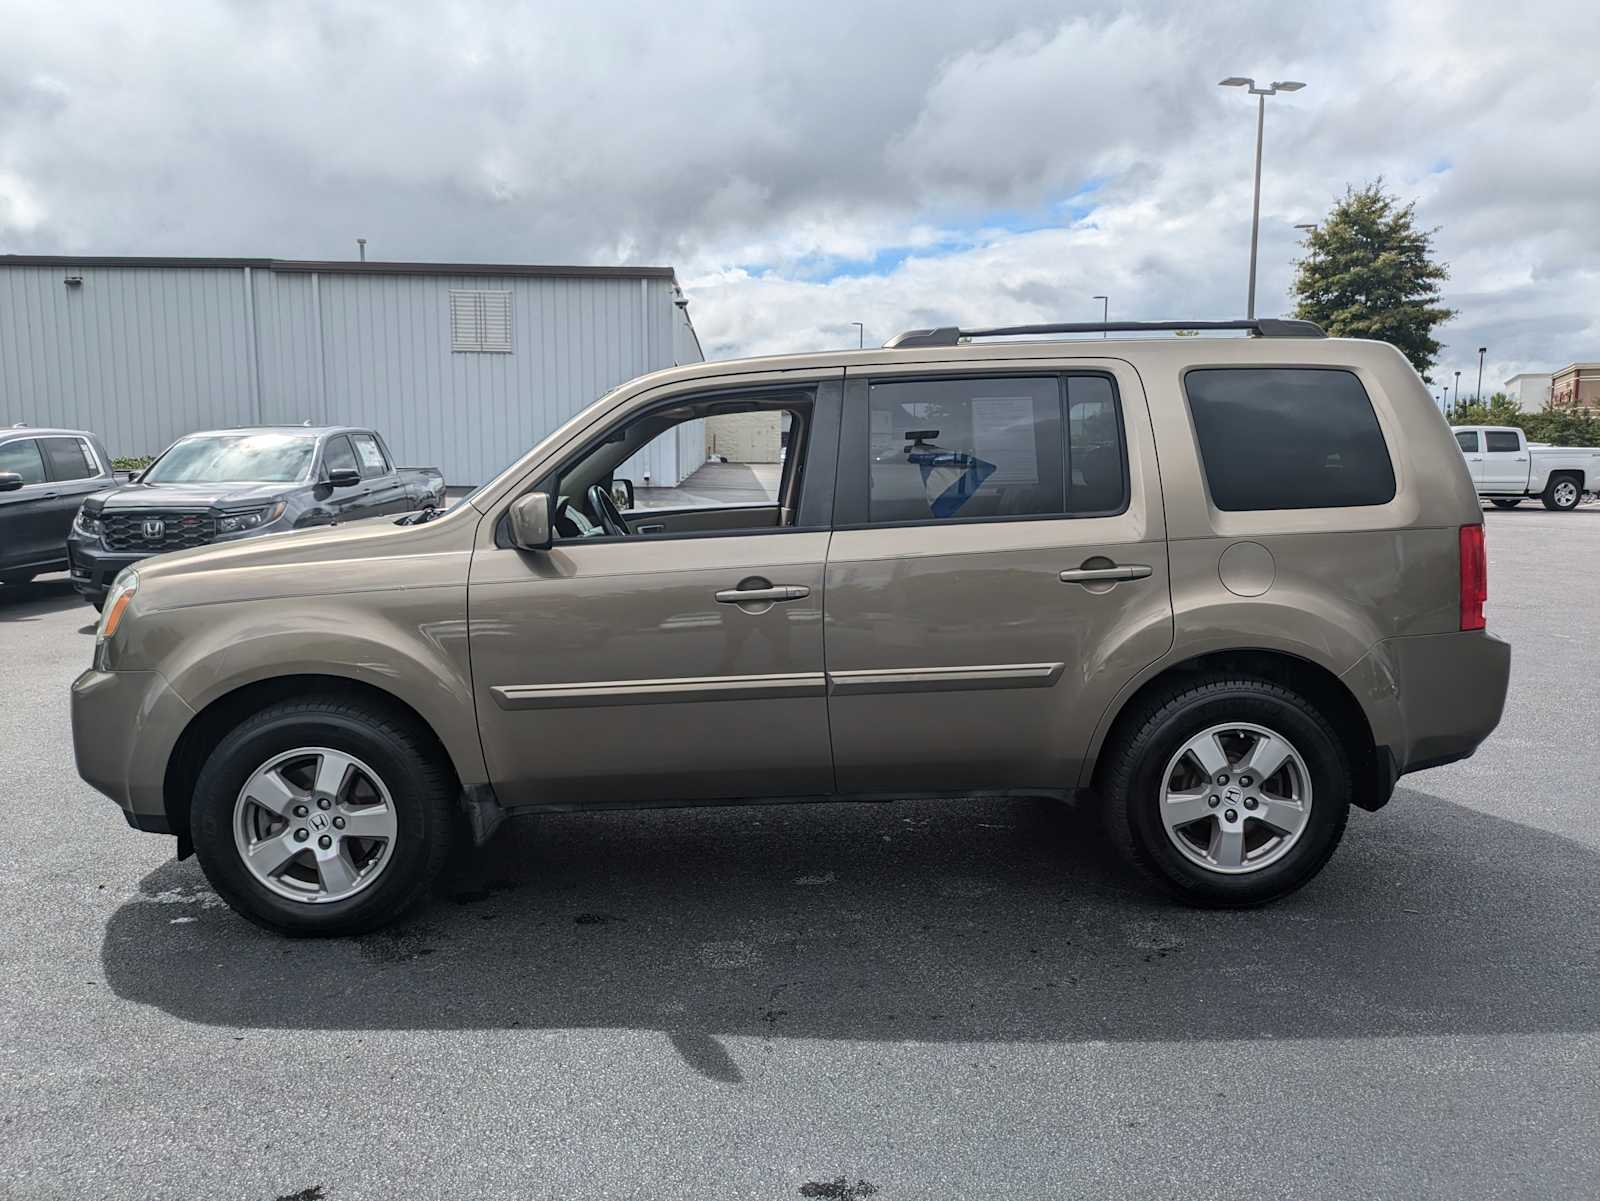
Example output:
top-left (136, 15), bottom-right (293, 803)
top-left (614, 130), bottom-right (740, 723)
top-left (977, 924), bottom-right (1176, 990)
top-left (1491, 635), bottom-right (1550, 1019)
top-left (0, 254), bottom-right (704, 486)
top-left (1502, 372), bottom-right (1553, 408)
top-left (1549, 363), bottom-right (1600, 414)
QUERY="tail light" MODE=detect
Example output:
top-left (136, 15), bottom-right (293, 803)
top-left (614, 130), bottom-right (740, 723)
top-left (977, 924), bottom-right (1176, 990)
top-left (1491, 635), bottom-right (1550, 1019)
top-left (1459, 524), bottom-right (1486, 630)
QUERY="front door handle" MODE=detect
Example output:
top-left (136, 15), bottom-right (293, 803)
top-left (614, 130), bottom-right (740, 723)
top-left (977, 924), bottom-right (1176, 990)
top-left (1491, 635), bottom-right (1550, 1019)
top-left (1059, 564), bottom-right (1152, 584)
top-left (715, 585), bottom-right (810, 604)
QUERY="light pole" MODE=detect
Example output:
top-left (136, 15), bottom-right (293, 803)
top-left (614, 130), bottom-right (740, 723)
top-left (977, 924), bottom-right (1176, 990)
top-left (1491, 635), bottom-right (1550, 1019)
top-left (1454, 370), bottom-right (1462, 413)
top-left (1093, 294), bottom-right (1109, 336)
top-left (1476, 347), bottom-right (1486, 402)
top-left (356, 237), bottom-right (367, 262)
top-left (1219, 76), bottom-right (1307, 319)
top-left (850, 321), bottom-right (864, 349)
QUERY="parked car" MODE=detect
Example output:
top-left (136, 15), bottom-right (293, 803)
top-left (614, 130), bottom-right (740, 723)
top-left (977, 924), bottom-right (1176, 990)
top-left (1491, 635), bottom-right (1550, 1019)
top-left (1452, 424), bottom-right (1600, 510)
top-left (0, 426), bottom-right (116, 588)
top-left (72, 319), bottom-right (1510, 936)
top-left (68, 425), bottom-right (445, 608)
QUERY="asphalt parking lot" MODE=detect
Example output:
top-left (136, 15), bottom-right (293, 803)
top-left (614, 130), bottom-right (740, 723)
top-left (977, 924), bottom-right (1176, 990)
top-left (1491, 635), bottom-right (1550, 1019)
top-left (3, 506), bottom-right (1598, 1201)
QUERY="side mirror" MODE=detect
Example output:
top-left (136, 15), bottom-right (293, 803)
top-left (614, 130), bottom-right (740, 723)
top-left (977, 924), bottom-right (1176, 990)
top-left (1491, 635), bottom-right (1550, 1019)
top-left (610, 477), bottom-right (635, 510)
top-left (0, 472), bottom-right (22, 493)
top-left (327, 467), bottom-right (362, 488)
top-left (507, 492), bottom-right (552, 551)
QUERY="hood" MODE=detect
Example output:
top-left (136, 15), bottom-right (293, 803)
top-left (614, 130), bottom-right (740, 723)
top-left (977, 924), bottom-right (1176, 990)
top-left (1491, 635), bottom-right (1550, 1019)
top-left (130, 502), bottom-right (478, 605)
top-left (94, 480), bottom-right (300, 510)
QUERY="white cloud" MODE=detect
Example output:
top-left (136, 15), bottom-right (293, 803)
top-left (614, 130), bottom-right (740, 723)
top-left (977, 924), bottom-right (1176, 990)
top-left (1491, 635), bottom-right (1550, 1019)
top-left (0, 0), bottom-right (1595, 384)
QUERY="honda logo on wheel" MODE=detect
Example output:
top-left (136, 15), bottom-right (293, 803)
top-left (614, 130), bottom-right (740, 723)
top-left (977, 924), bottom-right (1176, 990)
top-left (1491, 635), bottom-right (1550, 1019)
top-left (143, 518), bottom-right (165, 541)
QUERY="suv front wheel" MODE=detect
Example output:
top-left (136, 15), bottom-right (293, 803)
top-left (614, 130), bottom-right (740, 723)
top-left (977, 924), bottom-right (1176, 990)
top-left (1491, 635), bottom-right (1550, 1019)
top-left (1100, 677), bottom-right (1352, 906)
top-left (190, 697), bottom-right (457, 936)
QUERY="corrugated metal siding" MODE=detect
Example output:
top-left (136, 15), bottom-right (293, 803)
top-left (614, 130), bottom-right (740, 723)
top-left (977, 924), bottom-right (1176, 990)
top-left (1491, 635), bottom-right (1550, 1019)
top-left (0, 264), bottom-right (700, 485)
top-left (0, 265), bottom-right (255, 460)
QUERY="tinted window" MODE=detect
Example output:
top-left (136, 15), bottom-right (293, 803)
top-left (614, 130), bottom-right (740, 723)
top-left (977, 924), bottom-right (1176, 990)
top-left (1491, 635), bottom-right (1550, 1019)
top-left (1484, 431), bottom-right (1521, 453)
top-left (351, 433), bottom-right (390, 478)
top-left (868, 377), bottom-right (1063, 523)
top-left (1184, 368), bottom-right (1396, 511)
top-left (0, 438), bottom-right (47, 485)
top-left (1455, 431), bottom-right (1480, 452)
top-left (145, 434), bottom-right (316, 483)
top-left (1066, 376), bottom-right (1127, 513)
top-left (323, 436), bottom-right (358, 477)
top-left (41, 437), bottom-right (94, 482)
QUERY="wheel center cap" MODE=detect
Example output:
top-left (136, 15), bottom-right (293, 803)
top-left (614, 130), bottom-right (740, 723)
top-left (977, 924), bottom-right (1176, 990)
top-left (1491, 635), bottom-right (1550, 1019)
top-left (1223, 786), bottom-right (1243, 805)
top-left (310, 812), bottom-right (330, 832)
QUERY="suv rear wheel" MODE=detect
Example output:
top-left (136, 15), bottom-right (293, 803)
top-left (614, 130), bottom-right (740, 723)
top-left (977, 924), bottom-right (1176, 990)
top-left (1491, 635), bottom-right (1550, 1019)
top-left (1100, 677), bottom-right (1351, 906)
top-left (190, 697), bottom-right (456, 936)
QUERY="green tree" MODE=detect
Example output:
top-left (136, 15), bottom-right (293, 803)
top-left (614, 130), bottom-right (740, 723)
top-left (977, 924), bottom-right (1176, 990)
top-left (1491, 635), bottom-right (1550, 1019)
top-left (1293, 181), bottom-right (1455, 375)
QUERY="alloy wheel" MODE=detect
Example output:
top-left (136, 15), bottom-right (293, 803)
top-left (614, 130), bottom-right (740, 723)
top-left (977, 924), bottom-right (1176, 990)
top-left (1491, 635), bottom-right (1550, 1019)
top-left (1158, 722), bottom-right (1313, 875)
top-left (232, 747), bottom-right (399, 903)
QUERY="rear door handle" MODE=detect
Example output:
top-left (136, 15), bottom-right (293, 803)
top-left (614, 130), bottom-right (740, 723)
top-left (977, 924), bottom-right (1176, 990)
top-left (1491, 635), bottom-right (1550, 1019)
top-left (1059, 564), bottom-right (1152, 584)
top-left (715, 585), bottom-right (810, 604)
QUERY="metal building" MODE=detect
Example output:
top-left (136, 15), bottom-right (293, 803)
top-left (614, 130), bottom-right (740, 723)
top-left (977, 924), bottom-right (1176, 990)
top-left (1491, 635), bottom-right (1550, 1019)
top-left (0, 255), bottom-right (705, 486)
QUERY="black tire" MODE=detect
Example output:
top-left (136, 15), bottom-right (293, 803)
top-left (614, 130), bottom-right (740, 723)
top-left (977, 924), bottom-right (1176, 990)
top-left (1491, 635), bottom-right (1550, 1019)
top-left (1489, 498), bottom-right (1521, 509)
top-left (1541, 474), bottom-right (1581, 511)
top-left (190, 697), bottom-right (457, 936)
top-left (1100, 676), bottom-right (1352, 907)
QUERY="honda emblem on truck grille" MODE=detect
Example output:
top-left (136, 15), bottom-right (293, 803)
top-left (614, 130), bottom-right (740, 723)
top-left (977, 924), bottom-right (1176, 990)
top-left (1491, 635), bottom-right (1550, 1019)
top-left (143, 517), bottom-right (165, 541)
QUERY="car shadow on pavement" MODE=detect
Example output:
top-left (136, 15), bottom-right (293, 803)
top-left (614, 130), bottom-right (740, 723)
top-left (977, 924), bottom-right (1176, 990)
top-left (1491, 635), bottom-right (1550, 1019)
top-left (0, 575), bottom-right (86, 622)
top-left (100, 789), bottom-right (1600, 1080)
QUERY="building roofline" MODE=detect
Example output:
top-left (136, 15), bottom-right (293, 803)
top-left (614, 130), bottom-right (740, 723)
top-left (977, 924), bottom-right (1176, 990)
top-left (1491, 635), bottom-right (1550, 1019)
top-left (0, 254), bottom-right (677, 281)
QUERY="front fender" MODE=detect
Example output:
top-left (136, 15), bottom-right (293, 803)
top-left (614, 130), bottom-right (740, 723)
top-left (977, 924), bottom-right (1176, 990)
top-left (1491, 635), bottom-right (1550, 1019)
top-left (120, 586), bottom-right (487, 788)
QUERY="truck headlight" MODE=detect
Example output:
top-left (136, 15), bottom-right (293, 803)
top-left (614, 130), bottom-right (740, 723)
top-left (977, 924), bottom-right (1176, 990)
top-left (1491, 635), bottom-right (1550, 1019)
top-left (216, 501), bottom-right (286, 534)
top-left (74, 506), bottom-right (101, 539)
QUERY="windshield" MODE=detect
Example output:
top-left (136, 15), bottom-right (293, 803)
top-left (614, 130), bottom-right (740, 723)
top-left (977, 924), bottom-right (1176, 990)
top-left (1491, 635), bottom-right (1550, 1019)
top-left (143, 434), bottom-right (316, 484)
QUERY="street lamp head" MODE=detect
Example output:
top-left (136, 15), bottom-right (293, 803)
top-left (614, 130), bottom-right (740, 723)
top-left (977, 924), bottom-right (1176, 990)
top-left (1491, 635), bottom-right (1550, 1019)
top-left (1271, 80), bottom-right (1306, 92)
top-left (1092, 294), bottom-right (1108, 301)
top-left (1478, 346), bottom-right (1487, 354)
top-left (1219, 77), bottom-right (1252, 87)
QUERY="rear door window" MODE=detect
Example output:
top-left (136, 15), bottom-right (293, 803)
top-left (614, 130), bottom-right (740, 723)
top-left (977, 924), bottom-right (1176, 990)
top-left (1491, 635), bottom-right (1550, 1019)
top-left (1484, 431), bottom-right (1521, 453)
top-left (1455, 431), bottom-right (1480, 453)
top-left (40, 436), bottom-right (95, 481)
top-left (1183, 367), bottom-right (1396, 511)
top-left (0, 438), bottom-right (47, 485)
top-left (351, 433), bottom-right (390, 478)
top-left (866, 376), bottom-right (1063, 523)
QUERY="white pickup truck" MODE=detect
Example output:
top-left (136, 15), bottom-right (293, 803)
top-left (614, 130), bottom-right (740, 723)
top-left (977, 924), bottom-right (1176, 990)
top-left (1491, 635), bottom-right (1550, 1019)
top-left (1452, 425), bottom-right (1600, 511)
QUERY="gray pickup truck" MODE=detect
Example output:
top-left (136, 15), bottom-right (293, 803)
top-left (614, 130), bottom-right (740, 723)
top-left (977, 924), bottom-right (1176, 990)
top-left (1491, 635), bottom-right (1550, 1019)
top-left (68, 425), bottom-right (444, 607)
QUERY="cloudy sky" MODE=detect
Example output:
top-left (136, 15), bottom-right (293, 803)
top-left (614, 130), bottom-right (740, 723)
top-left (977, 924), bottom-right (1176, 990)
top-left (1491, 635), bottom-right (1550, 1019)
top-left (1, 0), bottom-right (1595, 392)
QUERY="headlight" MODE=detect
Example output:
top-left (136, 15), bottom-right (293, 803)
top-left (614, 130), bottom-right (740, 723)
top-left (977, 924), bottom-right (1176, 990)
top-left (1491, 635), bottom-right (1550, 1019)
top-left (95, 569), bottom-right (138, 666)
top-left (74, 506), bottom-right (101, 538)
top-left (216, 501), bottom-right (286, 534)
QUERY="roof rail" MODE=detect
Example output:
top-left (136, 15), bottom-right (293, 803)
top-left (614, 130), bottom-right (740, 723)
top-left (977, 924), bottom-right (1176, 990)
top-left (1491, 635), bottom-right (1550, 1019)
top-left (882, 319), bottom-right (1327, 349)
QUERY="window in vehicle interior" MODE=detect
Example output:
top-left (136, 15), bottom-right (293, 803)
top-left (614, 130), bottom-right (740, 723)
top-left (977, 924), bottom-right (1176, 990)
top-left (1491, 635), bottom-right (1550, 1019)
top-left (866, 376), bottom-right (1064, 523)
top-left (1456, 431), bottom-right (1480, 453)
top-left (40, 437), bottom-right (94, 482)
top-left (1184, 367), bottom-right (1396, 511)
top-left (1484, 431), bottom-right (1521, 453)
top-left (550, 395), bottom-right (811, 540)
top-left (0, 438), bottom-right (47, 484)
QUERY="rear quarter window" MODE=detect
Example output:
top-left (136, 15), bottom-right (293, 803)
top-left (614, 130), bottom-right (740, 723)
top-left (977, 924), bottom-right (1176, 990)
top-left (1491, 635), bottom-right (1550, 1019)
top-left (1183, 367), bottom-right (1397, 511)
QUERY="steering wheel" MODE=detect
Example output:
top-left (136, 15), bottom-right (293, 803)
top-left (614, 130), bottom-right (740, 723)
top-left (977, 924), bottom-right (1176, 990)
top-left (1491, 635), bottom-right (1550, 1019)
top-left (586, 483), bottom-right (631, 537)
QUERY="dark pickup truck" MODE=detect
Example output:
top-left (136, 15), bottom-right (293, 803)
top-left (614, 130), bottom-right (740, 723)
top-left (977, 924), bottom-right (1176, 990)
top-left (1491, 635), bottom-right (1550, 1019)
top-left (68, 425), bottom-right (445, 607)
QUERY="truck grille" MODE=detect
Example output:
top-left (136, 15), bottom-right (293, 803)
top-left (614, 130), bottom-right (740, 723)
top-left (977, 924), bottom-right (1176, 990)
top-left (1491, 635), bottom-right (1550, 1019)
top-left (100, 510), bottom-right (216, 553)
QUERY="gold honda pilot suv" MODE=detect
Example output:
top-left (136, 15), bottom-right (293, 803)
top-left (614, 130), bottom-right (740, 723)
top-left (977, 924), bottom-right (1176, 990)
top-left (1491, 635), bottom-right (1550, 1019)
top-left (73, 319), bottom-right (1511, 935)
